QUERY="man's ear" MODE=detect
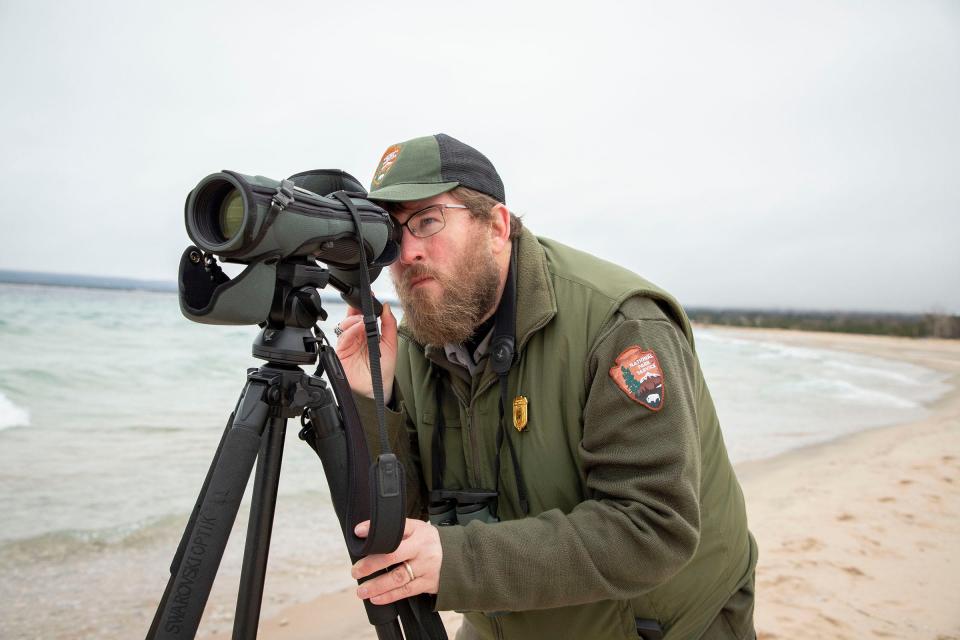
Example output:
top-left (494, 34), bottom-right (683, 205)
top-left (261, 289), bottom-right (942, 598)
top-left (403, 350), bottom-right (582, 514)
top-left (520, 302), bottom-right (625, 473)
top-left (489, 203), bottom-right (511, 254)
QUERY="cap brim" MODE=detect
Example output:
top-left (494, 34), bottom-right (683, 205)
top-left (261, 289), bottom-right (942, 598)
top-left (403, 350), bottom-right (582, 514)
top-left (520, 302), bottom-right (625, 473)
top-left (366, 181), bottom-right (459, 202)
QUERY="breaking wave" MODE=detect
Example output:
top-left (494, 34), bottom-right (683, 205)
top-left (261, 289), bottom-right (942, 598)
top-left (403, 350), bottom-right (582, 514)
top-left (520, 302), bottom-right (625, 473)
top-left (0, 392), bottom-right (29, 430)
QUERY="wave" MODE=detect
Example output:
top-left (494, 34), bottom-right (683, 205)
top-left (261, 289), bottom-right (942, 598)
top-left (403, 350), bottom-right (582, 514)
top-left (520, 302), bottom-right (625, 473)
top-left (0, 391), bottom-right (30, 430)
top-left (783, 376), bottom-right (921, 410)
top-left (0, 514), bottom-right (186, 566)
top-left (0, 491), bottom-right (338, 568)
top-left (826, 357), bottom-right (928, 387)
top-left (699, 328), bottom-right (950, 390)
top-left (697, 330), bottom-right (824, 360)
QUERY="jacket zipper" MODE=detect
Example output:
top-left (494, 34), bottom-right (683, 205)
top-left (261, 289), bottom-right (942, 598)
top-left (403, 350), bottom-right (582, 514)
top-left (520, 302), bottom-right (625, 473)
top-left (466, 410), bottom-right (482, 488)
top-left (461, 366), bottom-right (517, 493)
top-left (446, 383), bottom-right (483, 489)
top-left (472, 371), bottom-right (508, 491)
top-left (429, 356), bottom-right (503, 490)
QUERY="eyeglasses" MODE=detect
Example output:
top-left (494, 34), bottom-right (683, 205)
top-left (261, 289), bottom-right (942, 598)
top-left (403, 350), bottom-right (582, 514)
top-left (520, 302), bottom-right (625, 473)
top-left (398, 204), bottom-right (469, 239)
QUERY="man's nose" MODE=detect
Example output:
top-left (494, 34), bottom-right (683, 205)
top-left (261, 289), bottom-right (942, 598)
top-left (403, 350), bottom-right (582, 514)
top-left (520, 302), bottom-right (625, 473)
top-left (398, 227), bottom-right (426, 264)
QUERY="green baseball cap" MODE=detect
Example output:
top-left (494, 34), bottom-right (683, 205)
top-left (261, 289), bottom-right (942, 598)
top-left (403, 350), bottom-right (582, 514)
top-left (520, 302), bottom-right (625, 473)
top-left (367, 133), bottom-right (506, 204)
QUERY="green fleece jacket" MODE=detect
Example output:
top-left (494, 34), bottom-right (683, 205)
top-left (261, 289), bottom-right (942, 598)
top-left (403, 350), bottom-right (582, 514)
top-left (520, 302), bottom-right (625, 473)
top-left (358, 228), bottom-right (756, 639)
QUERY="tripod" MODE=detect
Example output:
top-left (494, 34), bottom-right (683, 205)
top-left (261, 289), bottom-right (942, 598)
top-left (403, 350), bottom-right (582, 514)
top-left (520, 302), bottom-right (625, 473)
top-left (147, 262), bottom-right (446, 640)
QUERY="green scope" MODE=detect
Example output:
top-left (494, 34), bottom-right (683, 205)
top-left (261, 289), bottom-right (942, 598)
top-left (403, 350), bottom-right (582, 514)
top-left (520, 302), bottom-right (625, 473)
top-left (179, 169), bottom-right (399, 325)
top-left (184, 170), bottom-right (398, 267)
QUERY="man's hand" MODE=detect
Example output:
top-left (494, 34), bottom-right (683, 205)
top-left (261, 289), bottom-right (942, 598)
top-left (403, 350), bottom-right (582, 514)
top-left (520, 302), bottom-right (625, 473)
top-left (335, 303), bottom-right (398, 404)
top-left (351, 519), bottom-right (442, 604)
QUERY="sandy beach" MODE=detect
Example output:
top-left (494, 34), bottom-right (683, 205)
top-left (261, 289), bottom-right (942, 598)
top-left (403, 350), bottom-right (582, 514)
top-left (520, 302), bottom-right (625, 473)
top-left (207, 328), bottom-right (960, 640)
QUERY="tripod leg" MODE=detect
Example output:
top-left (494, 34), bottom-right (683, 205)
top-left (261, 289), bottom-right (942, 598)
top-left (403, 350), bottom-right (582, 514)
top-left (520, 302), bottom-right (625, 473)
top-left (233, 415), bottom-right (287, 640)
top-left (147, 408), bottom-right (237, 638)
top-left (148, 378), bottom-right (272, 640)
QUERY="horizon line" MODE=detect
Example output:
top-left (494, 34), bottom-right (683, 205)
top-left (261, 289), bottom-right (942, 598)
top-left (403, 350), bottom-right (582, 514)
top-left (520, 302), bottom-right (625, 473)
top-left (0, 268), bottom-right (955, 318)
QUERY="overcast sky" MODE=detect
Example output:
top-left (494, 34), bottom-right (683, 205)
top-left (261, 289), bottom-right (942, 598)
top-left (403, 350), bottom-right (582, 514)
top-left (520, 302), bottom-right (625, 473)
top-left (0, 0), bottom-right (957, 313)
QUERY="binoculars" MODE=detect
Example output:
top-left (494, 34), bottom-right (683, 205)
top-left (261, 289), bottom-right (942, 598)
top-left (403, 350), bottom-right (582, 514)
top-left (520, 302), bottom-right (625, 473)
top-left (428, 489), bottom-right (500, 526)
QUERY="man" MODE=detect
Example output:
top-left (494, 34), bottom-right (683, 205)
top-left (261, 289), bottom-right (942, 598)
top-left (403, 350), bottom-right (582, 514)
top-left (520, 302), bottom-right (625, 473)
top-left (334, 133), bottom-right (757, 639)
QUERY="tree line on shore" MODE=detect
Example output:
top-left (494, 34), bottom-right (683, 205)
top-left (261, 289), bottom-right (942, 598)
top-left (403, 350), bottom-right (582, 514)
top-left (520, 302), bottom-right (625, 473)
top-left (686, 309), bottom-right (960, 339)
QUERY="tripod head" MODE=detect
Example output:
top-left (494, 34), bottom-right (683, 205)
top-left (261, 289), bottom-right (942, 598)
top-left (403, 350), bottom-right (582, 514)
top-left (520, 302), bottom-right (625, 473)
top-left (251, 260), bottom-right (331, 366)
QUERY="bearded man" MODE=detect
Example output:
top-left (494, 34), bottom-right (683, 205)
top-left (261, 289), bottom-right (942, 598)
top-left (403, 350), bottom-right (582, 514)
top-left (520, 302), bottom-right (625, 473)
top-left (334, 134), bottom-right (757, 640)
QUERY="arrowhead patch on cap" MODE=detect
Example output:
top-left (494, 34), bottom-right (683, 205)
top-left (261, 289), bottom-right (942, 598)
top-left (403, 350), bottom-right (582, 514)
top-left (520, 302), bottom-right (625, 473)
top-left (372, 144), bottom-right (402, 187)
top-left (609, 347), bottom-right (665, 411)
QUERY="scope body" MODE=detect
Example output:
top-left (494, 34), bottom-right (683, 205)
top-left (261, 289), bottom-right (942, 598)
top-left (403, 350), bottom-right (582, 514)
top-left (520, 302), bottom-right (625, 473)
top-left (185, 170), bottom-right (397, 267)
top-left (179, 169), bottom-right (397, 326)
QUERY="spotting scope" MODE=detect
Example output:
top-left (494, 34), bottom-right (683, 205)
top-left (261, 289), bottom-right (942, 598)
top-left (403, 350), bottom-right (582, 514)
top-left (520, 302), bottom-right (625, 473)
top-left (178, 169), bottom-right (398, 325)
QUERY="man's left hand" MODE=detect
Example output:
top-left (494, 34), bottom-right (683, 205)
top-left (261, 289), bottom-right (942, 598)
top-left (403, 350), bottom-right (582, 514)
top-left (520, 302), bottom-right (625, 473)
top-left (351, 518), bottom-right (442, 604)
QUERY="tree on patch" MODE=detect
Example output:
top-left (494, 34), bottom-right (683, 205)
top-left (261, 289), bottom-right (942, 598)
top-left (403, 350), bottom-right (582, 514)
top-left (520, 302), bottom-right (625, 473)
top-left (621, 365), bottom-right (642, 399)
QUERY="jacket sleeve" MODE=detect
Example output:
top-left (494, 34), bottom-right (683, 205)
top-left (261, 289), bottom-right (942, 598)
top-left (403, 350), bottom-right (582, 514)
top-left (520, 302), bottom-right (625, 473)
top-left (354, 389), bottom-right (429, 520)
top-left (435, 297), bottom-right (702, 612)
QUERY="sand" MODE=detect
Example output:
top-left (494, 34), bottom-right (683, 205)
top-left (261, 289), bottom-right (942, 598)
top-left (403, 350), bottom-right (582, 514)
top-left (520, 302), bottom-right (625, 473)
top-left (206, 328), bottom-right (960, 640)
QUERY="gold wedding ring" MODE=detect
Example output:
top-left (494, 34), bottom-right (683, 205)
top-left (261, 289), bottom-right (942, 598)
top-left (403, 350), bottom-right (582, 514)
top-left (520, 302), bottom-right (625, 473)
top-left (402, 561), bottom-right (416, 582)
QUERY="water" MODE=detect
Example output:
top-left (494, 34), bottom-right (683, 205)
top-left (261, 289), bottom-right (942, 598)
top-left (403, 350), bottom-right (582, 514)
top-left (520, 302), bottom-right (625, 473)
top-left (0, 284), bottom-right (952, 639)
top-left (694, 329), bottom-right (951, 462)
top-left (0, 284), bottom-right (355, 639)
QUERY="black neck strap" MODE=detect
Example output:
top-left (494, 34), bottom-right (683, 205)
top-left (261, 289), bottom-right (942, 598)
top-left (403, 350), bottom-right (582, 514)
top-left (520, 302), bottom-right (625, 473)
top-left (491, 245), bottom-right (528, 516)
top-left (489, 245), bottom-right (517, 378)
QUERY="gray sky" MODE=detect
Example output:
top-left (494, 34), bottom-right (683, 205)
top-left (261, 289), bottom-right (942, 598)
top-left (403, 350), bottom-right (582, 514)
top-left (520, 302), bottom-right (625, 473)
top-left (1, 0), bottom-right (957, 313)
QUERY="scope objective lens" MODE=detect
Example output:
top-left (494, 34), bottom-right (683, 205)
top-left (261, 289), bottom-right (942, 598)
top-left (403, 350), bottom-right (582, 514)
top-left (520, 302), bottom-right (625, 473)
top-left (218, 189), bottom-right (244, 241)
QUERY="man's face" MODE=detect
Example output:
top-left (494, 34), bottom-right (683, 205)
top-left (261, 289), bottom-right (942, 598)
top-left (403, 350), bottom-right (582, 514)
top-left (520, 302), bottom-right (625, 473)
top-left (389, 193), bottom-right (501, 346)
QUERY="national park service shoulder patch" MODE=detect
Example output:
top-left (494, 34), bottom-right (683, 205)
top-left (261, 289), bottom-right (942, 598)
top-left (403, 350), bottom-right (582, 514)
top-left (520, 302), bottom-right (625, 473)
top-left (609, 346), bottom-right (665, 411)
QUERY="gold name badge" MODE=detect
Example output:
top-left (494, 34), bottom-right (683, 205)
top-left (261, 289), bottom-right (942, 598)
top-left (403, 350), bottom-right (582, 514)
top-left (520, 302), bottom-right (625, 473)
top-left (512, 396), bottom-right (529, 432)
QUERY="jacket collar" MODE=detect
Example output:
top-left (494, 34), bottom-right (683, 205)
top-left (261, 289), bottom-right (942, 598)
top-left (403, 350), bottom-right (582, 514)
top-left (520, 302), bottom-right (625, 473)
top-left (508, 226), bottom-right (557, 353)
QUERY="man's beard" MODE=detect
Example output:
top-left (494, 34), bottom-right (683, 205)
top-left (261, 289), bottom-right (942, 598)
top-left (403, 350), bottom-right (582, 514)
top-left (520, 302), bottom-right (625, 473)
top-left (393, 242), bottom-right (501, 346)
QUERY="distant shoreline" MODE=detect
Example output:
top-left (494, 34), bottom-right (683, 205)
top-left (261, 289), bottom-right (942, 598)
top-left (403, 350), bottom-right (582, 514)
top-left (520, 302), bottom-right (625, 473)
top-left (687, 308), bottom-right (960, 339)
top-left (0, 271), bottom-right (400, 306)
top-left (0, 269), bottom-right (176, 293)
top-left (2, 271), bottom-right (956, 339)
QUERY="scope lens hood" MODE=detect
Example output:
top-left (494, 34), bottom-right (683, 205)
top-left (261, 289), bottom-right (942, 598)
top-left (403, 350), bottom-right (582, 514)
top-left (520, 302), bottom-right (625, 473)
top-left (184, 171), bottom-right (255, 254)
